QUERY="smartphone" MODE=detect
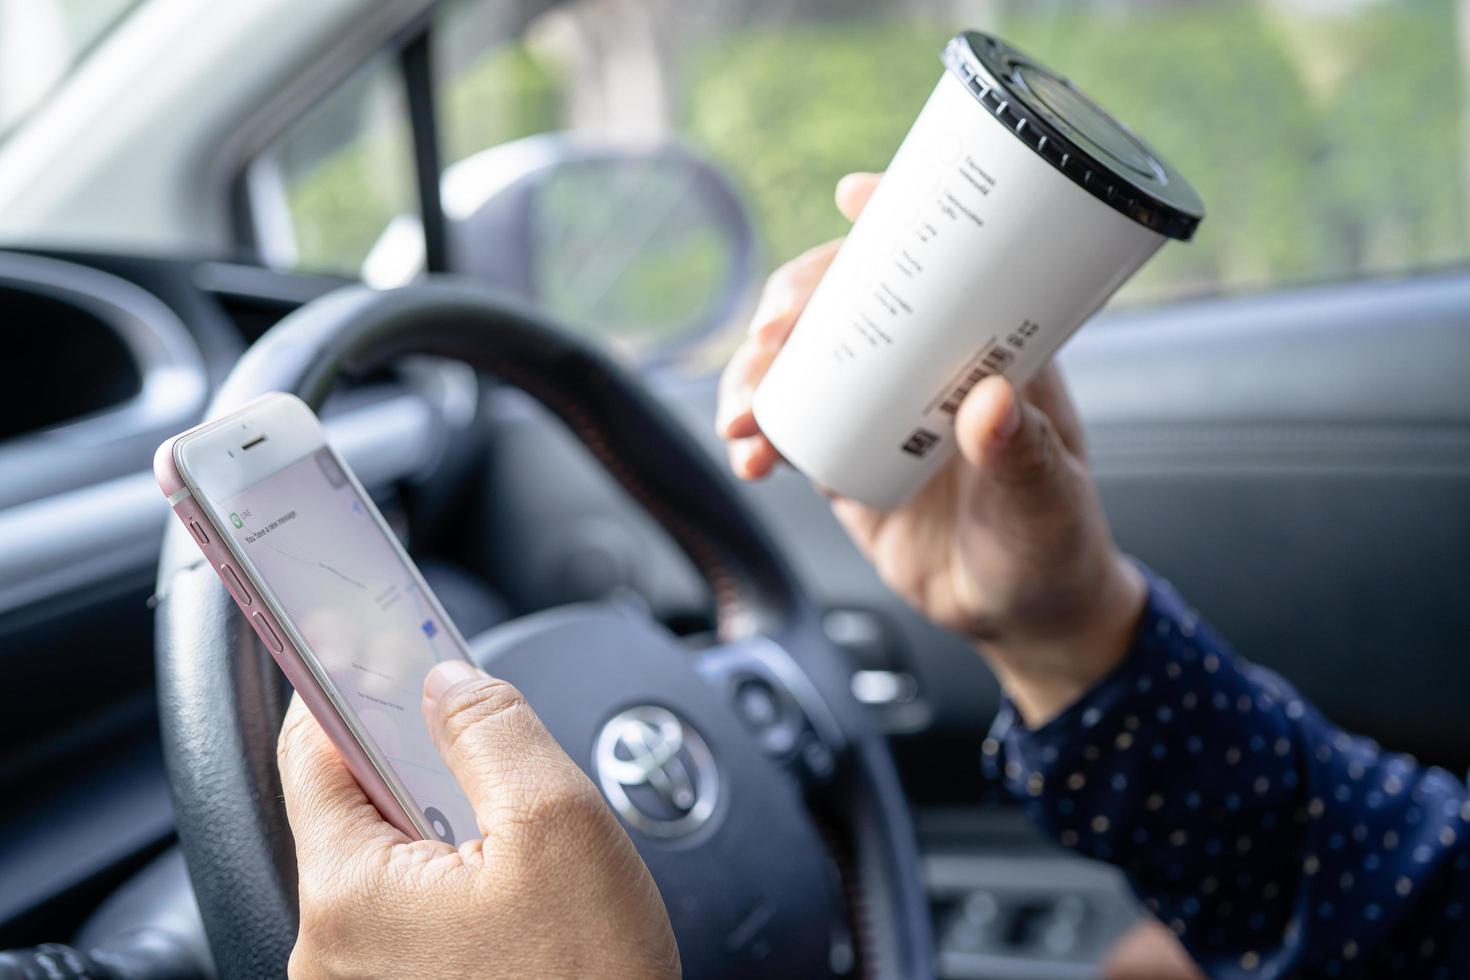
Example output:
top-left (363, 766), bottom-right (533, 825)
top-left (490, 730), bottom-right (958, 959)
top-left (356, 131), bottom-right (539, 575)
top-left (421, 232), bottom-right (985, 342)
top-left (155, 392), bottom-right (477, 845)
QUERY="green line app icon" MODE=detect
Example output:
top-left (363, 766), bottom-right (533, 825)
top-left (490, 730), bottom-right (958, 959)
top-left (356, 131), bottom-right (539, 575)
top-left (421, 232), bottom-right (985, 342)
top-left (229, 512), bottom-right (243, 529)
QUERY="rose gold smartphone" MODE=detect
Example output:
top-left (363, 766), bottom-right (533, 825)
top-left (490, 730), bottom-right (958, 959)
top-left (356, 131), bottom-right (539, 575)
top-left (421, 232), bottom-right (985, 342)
top-left (156, 392), bottom-right (477, 844)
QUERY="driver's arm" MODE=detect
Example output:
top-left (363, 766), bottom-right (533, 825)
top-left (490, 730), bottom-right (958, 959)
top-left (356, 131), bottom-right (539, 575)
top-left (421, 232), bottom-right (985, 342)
top-left (990, 570), bottom-right (1470, 977)
top-left (719, 171), bottom-right (1470, 978)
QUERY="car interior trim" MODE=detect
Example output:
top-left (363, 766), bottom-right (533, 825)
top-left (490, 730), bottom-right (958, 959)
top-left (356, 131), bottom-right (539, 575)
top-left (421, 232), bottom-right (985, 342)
top-left (0, 391), bottom-right (443, 616)
top-left (0, 251), bottom-right (207, 460)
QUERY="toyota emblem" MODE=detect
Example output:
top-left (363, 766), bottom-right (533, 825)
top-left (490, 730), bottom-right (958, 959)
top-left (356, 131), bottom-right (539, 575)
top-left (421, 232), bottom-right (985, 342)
top-left (593, 705), bottom-right (719, 838)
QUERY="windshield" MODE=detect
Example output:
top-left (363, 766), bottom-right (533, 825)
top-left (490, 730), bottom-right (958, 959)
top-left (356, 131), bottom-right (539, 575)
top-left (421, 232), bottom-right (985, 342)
top-left (0, 0), bottom-right (142, 143)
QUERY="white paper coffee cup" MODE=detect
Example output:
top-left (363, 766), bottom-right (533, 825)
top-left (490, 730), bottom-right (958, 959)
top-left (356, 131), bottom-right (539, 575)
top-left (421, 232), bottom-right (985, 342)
top-left (753, 32), bottom-right (1204, 510)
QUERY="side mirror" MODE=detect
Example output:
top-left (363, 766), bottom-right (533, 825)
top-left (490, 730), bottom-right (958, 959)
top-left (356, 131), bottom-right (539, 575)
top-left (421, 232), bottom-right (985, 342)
top-left (363, 134), bottom-right (758, 362)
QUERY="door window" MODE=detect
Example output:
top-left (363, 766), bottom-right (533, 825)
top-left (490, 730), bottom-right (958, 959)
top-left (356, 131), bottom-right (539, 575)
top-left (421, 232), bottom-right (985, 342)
top-left (246, 0), bottom-right (1470, 364)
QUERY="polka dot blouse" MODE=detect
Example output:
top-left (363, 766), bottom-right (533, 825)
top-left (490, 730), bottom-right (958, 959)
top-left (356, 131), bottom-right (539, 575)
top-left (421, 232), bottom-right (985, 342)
top-left (986, 571), bottom-right (1470, 978)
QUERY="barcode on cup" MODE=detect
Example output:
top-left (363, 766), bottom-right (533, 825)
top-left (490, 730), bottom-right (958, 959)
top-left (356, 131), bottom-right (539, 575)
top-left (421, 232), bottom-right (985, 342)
top-left (939, 343), bottom-right (1014, 415)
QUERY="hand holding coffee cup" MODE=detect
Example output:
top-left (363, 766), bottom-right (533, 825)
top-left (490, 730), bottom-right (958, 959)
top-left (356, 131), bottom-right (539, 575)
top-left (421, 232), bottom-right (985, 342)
top-left (718, 171), bottom-right (1146, 728)
top-left (718, 33), bottom-right (1201, 724)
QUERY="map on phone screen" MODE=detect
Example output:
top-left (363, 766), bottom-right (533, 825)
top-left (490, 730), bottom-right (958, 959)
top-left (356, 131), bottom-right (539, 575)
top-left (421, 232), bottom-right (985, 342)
top-left (221, 448), bottom-right (478, 844)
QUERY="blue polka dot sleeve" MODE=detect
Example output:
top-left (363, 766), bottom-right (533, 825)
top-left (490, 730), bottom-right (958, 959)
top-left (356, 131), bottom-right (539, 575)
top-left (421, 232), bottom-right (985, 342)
top-left (985, 570), bottom-right (1470, 978)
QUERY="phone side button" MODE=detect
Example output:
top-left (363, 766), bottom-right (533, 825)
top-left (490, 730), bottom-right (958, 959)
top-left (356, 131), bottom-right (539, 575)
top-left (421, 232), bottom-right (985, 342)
top-left (251, 612), bottom-right (284, 653)
top-left (219, 563), bottom-right (253, 607)
top-left (188, 520), bottom-right (209, 545)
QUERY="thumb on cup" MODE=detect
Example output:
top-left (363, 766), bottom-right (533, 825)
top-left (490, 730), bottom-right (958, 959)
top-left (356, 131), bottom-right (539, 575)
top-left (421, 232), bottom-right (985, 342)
top-left (954, 375), bottom-right (1067, 491)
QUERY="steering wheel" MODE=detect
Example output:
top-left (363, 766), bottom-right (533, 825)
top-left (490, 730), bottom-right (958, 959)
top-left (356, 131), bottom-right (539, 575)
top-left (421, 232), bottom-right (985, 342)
top-left (154, 280), bottom-right (934, 979)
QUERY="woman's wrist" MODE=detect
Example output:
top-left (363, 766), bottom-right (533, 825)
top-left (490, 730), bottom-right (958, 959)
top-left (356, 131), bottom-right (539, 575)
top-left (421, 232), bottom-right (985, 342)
top-left (976, 553), bottom-right (1148, 728)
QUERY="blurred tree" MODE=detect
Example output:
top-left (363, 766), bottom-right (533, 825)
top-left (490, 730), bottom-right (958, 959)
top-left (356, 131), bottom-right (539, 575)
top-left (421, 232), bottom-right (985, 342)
top-left (531, 0), bottom-right (678, 138)
top-left (269, 0), bottom-right (1470, 311)
top-left (684, 0), bottom-right (1466, 305)
top-left (435, 0), bottom-right (561, 166)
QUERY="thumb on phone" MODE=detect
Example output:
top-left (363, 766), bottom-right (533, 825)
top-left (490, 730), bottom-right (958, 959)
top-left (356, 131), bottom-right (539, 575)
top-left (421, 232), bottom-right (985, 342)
top-left (422, 661), bottom-right (604, 845)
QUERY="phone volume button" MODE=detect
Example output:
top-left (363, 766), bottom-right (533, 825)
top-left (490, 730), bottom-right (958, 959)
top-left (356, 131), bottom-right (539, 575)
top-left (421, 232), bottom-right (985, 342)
top-left (251, 612), bottom-right (284, 653)
top-left (219, 564), bottom-right (252, 606)
top-left (188, 520), bottom-right (209, 545)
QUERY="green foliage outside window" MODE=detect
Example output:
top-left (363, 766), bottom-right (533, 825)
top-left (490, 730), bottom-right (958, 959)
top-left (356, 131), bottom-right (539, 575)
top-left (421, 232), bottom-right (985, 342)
top-left (280, 0), bottom-right (1467, 310)
top-left (685, 1), bottom-right (1467, 304)
top-left (284, 44), bottom-right (559, 274)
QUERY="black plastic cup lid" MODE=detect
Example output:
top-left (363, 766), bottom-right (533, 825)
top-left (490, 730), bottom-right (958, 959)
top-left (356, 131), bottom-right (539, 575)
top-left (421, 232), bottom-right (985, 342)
top-left (942, 31), bottom-right (1204, 241)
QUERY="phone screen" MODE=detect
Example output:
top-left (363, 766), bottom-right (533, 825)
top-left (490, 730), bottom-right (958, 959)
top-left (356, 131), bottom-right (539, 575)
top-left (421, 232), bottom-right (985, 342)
top-left (216, 446), bottom-right (478, 845)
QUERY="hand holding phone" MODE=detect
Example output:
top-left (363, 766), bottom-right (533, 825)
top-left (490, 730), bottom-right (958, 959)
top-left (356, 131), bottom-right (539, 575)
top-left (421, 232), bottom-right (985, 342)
top-left (156, 392), bottom-right (478, 843)
top-left (278, 661), bottom-right (681, 979)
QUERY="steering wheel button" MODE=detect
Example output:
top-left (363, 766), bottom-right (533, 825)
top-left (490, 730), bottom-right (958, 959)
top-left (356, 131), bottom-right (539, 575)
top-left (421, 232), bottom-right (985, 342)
top-left (251, 612), bottom-right (284, 653)
top-left (219, 563), bottom-right (252, 606)
top-left (801, 737), bottom-right (836, 780)
top-left (735, 678), bottom-right (781, 729)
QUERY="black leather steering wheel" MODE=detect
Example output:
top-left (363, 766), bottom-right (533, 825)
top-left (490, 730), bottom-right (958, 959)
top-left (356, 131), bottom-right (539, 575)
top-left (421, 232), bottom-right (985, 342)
top-left (154, 280), bottom-right (934, 979)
